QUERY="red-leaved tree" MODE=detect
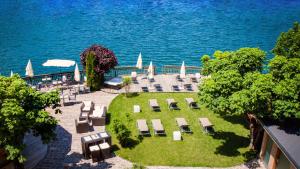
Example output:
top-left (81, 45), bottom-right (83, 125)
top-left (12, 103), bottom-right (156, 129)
top-left (80, 44), bottom-right (118, 89)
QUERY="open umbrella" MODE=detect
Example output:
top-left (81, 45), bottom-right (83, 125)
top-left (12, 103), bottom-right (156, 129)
top-left (180, 61), bottom-right (186, 79)
top-left (136, 52), bottom-right (143, 69)
top-left (42, 59), bottom-right (75, 67)
top-left (25, 59), bottom-right (34, 77)
top-left (74, 63), bottom-right (80, 82)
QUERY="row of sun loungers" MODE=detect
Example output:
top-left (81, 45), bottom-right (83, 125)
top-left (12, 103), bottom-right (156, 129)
top-left (148, 98), bottom-right (199, 111)
top-left (137, 117), bottom-right (213, 136)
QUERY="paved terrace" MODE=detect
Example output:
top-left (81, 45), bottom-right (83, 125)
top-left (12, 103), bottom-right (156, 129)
top-left (22, 74), bottom-right (264, 169)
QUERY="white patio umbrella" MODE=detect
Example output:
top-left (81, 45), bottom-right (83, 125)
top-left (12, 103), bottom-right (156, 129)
top-left (74, 63), bottom-right (80, 82)
top-left (42, 59), bottom-right (75, 67)
top-left (10, 70), bottom-right (14, 77)
top-left (180, 61), bottom-right (186, 79)
top-left (25, 59), bottom-right (34, 77)
top-left (136, 52), bottom-right (143, 69)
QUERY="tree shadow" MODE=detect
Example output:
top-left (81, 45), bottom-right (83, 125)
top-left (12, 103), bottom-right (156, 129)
top-left (211, 131), bottom-right (249, 156)
top-left (221, 114), bottom-right (249, 129)
top-left (121, 138), bottom-right (140, 149)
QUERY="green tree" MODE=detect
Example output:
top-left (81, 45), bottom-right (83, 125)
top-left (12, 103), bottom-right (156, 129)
top-left (85, 52), bottom-right (101, 91)
top-left (272, 22), bottom-right (300, 58)
top-left (270, 22), bottom-right (300, 119)
top-left (199, 48), bottom-right (267, 149)
top-left (122, 76), bottom-right (132, 96)
top-left (0, 75), bottom-right (60, 165)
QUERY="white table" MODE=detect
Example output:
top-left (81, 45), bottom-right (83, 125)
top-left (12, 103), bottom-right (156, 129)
top-left (173, 131), bottom-right (181, 141)
top-left (134, 105), bottom-right (140, 113)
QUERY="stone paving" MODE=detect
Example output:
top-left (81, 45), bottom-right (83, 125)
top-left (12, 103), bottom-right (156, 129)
top-left (32, 74), bottom-right (265, 169)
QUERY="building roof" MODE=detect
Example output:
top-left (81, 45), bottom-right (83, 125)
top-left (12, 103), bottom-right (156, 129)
top-left (261, 119), bottom-right (300, 169)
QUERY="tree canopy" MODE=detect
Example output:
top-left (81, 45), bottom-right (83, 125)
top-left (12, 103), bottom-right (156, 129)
top-left (0, 75), bottom-right (60, 163)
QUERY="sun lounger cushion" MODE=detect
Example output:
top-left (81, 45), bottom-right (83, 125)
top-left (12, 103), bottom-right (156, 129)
top-left (176, 118), bottom-right (188, 127)
top-left (199, 118), bottom-right (213, 128)
top-left (151, 119), bottom-right (164, 131)
top-left (137, 119), bottom-right (149, 132)
top-left (149, 99), bottom-right (159, 107)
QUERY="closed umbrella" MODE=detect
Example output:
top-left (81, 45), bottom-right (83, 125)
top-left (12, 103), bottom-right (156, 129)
top-left (25, 59), bottom-right (34, 77)
top-left (148, 61), bottom-right (154, 79)
top-left (10, 70), bottom-right (13, 77)
top-left (136, 52), bottom-right (143, 69)
top-left (74, 63), bottom-right (80, 82)
top-left (180, 61), bottom-right (186, 79)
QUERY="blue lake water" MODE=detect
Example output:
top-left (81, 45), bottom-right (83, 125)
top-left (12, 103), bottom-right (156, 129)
top-left (0, 0), bottom-right (300, 75)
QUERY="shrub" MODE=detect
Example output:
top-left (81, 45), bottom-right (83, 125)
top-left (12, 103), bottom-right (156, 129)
top-left (123, 76), bottom-right (132, 96)
top-left (112, 119), bottom-right (131, 147)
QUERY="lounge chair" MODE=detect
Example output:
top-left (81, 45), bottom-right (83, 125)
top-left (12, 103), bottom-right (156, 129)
top-left (199, 118), bottom-right (214, 133)
top-left (75, 119), bottom-right (90, 133)
top-left (149, 99), bottom-right (160, 111)
top-left (90, 105), bottom-right (106, 126)
top-left (141, 86), bottom-right (149, 92)
top-left (137, 119), bottom-right (150, 136)
top-left (154, 84), bottom-right (163, 91)
top-left (184, 84), bottom-right (193, 91)
top-left (190, 76), bottom-right (198, 83)
top-left (185, 98), bottom-right (199, 109)
top-left (166, 98), bottom-right (179, 110)
top-left (151, 119), bottom-right (165, 135)
top-left (176, 75), bottom-right (183, 82)
top-left (176, 118), bottom-right (192, 133)
top-left (172, 85), bottom-right (180, 91)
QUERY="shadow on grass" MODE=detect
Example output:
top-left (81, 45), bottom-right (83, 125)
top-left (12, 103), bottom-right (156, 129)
top-left (212, 131), bottom-right (249, 157)
top-left (125, 92), bottom-right (139, 98)
top-left (105, 112), bottom-right (112, 125)
top-left (221, 114), bottom-right (249, 129)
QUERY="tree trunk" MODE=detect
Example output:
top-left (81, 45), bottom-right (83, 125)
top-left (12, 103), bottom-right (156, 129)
top-left (247, 113), bottom-right (263, 151)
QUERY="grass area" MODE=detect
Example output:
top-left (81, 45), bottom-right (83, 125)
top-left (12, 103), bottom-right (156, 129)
top-left (107, 93), bottom-right (252, 167)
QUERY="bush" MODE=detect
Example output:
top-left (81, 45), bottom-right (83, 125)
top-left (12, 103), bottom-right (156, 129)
top-left (112, 119), bottom-right (131, 147)
top-left (86, 52), bottom-right (101, 91)
top-left (123, 76), bottom-right (132, 96)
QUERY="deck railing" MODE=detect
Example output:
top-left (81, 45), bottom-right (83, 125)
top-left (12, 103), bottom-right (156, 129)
top-left (22, 65), bottom-right (199, 85)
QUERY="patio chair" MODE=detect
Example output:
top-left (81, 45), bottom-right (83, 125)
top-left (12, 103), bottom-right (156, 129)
top-left (75, 118), bottom-right (90, 133)
top-left (131, 72), bottom-right (137, 82)
top-left (166, 98), bottom-right (179, 110)
top-left (199, 118), bottom-right (214, 133)
top-left (149, 99), bottom-right (160, 111)
top-left (69, 93), bottom-right (76, 101)
top-left (154, 84), bottom-right (163, 91)
top-left (185, 98), bottom-right (199, 109)
top-left (137, 119), bottom-right (150, 136)
top-left (184, 84), bottom-right (193, 91)
top-left (81, 101), bottom-right (94, 113)
top-left (151, 119), bottom-right (166, 136)
top-left (172, 85), bottom-right (180, 91)
top-left (141, 86), bottom-right (149, 92)
top-left (176, 118), bottom-right (192, 133)
top-left (90, 105), bottom-right (107, 126)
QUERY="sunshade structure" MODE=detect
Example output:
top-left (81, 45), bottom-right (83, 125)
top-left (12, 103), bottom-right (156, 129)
top-left (147, 61), bottom-right (154, 79)
top-left (136, 52), bottom-right (143, 69)
top-left (25, 59), bottom-right (34, 77)
top-left (42, 59), bottom-right (75, 67)
top-left (180, 61), bottom-right (186, 79)
top-left (10, 70), bottom-right (13, 77)
top-left (74, 63), bottom-right (80, 82)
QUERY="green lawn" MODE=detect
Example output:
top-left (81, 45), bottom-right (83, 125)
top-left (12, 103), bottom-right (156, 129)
top-left (107, 93), bottom-right (251, 167)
